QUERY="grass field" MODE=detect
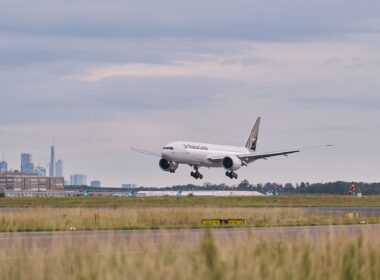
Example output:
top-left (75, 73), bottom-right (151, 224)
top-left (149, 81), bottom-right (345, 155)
top-left (1, 228), bottom-right (379, 279)
top-left (1, 195), bottom-right (380, 208)
top-left (1, 196), bottom-right (379, 278)
top-left (0, 207), bottom-right (379, 232)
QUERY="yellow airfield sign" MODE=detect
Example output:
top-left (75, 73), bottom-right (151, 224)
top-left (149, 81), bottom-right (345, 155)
top-left (201, 218), bottom-right (246, 226)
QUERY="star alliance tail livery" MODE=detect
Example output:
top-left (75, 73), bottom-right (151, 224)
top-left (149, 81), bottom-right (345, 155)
top-left (132, 117), bottom-right (332, 179)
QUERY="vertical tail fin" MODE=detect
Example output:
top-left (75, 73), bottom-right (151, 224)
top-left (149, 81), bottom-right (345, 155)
top-left (245, 117), bottom-right (261, 151)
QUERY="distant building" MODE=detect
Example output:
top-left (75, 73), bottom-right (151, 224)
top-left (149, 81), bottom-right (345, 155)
top-left (90, 180), bottom-right (101, 188)
top-left (0, 161), bottom-right (7, 172)
top-left (122, 183), bottom-right (137, 189)
top-left (70, 174), bottom-right (87, 186)
top-left (21, 153), bottom-right (35, 173)
top-left (0, 171), bottom-right (64, 192)
top-left (55, 160), bottom-right (63, 177)
top-left (49, 145), bottom-right (55, 177)
top-left (35, 166), bottom-right (46, 176)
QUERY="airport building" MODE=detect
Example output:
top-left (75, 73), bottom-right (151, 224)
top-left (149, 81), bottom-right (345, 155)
top-left (122, 183), bottom-right (137, 189)
top-left (0, 171), bottom-right (64, 192)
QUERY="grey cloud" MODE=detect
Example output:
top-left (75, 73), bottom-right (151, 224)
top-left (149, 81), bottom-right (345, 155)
top-left (0, 75), bottom-right (241, 124)
top-left (1, 0), bottom-right (380, 40)
top-left (284, 79), bottom-right (380, 110)
top-left (292, 95), bottom-right (380, 109)
top-left (0, 35), bottom-right (251, 67)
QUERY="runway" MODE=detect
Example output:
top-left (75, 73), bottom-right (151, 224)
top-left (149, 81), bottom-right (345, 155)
top-left (1, 206), bottom-right (379, 214)
top-left (1, 224), bottom-right (379, 244)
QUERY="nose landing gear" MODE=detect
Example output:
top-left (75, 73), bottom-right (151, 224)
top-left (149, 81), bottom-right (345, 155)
top-left (226, 171), bottom-right (238, 179)
top-left (190, 166), bottom-right (203, 179)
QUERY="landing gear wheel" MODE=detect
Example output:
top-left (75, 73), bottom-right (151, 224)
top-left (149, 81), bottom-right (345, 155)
top-left (225, 171), bottom-right (238, 179)
top-left (191, 167), bottom-right (203, 179)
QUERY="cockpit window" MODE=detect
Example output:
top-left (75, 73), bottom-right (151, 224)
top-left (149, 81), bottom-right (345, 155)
top-left (163, 147), bottom-right (174, 150)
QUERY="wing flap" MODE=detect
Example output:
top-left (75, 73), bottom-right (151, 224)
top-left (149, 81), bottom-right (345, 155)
top-left (208, 145), bottom-right (332, 163)
top-left (242, 145), bottom-right (332, 162)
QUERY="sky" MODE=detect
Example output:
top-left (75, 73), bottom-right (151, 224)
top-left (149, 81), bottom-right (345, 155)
top-left (1, 0), bottom-right (380, 187)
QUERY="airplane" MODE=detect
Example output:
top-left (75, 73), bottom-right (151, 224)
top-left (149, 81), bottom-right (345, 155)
top-left (132, 117), bottom-right (332, 180)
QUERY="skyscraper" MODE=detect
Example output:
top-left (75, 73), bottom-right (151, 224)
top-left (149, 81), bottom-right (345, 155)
top-left (35, 166), bottom-right (46, 176)
top-left (0, 152), bottom-right (7, 172)
top-left (70, 174), bottom-right (87, 186)
top-left (21, 153), bottom-right (35, 173)
top-left (49, 145), bottom-right (55, 177)
top-left (55, 160), bottom-right (63, 177)
top-left (0, 161), bottom-right (7, 172)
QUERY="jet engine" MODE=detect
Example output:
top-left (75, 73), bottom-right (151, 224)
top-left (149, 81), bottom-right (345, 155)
top-left (159, 158), bottom-right (178, 173)
top-left (222, 156), bottom-right (242, 171)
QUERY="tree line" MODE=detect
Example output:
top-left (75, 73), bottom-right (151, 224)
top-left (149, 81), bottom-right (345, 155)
top-left (167, 181), bottom-right (380, 195)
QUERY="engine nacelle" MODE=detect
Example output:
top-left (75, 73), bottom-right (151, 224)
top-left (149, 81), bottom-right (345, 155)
top-left (159, 158), bottom-right (178, 172)
top-left (222, 156), bottom-right (242, 171)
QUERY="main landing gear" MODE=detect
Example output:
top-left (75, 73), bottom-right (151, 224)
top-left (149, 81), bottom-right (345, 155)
top-left (191, 166), bottom-right (203, 180)
top-left (226, 171), bottom-right (238, 179)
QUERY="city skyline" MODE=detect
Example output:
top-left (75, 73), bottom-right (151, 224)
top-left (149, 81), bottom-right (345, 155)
top-left (0, 147), bottom-right (107, 187)
top-left (0, 148), bottom-right (70, 179)
top-left (0, 1), bottom-right (380, 187)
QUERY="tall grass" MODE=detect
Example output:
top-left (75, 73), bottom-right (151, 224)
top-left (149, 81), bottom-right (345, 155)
top-left (0, 207), bottom-right (378, 232)
top-left (0, 227), bottom-right (379, 279)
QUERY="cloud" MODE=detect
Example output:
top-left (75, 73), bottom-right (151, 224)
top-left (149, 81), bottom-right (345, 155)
top-left (1, 41), bottom-right (380, 127)
top-left (67, 61), bottom-right (243, 82)
top-left (1, 0), bottom-right (380, 40)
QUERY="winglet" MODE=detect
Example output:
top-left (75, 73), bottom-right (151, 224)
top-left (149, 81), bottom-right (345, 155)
top-left (245, 117), bottom-right (261, 151)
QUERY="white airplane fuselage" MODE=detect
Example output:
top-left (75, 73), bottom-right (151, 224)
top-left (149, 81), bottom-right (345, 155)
top-left (161, 141), bottom-right (249, 168)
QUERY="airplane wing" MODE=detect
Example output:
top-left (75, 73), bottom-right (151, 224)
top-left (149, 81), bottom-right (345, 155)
top-left (208, 145), bottom-right (333, 164)
top-left (131, 147), bottom-right (162, 157)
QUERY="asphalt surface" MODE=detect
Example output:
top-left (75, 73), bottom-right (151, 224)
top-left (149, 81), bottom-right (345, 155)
top-left (0, 224), bottom-right (378, 244)
top-left (1, 206), bottom-right (379, 214)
